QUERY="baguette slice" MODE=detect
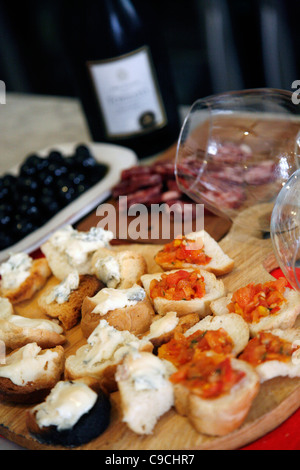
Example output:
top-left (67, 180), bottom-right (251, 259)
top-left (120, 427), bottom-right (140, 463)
top-left (184, 314), bottom-right (250, 357)
top-left (26, 377), bottom-right (111, 447)
top-left (0, 315), bottom-right (66, 350)
top-left (65, 319), bottom-right (153, 392)
top-left (0, 257), bottom-right (51, 304)
top-left (81, 293), bottom-right (155, 338)
top-left (41, 225), bottom-right (114, 281)
top-left (210, 287), bottom-right (300, 337)
top-left (91, 248), bottom-right (147, 289)
top-left (141, 268), bottom-right (225, 317)
top-left (38, 274), bottom-right (103, 330)
top-left (0, 297), bottom-right (14, 318)
top-left (0, 343), bottom-right (65, 403)
top-left (154, 230), bottom-right (234, 276)
top-left (173, 354), bottom-right (260, 436)
top-left (115, 351), bottom-right (174, 435)
top-left (240, 328), bottom-right (300, 383)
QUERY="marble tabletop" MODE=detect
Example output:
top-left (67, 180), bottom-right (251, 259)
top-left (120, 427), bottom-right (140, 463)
top-left (0, 93), bottom-right (91, 173)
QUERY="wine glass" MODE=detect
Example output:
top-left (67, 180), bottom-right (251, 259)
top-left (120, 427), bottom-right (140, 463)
top-left (175, 88), bottom-right (300, 232)
top-left (270, 168), bottom-right (300, 291)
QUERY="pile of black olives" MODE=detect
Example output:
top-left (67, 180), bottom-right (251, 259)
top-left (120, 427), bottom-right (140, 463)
top-left (0, 144), bottom-right (108, 250)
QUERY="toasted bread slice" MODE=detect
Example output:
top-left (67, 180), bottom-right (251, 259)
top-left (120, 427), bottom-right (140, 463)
top-left (0, 343), bottom-right (65, 403)
top-left (141, 268), bottom-right (225, 317)
top-left (210, 287), bottom-right (300, 337)
top-left (38, 274), bottom-right (103, 330)
top-left (0, 297), bottom-right (14, 318)
top-left (239, 328), bottom-right (300, 382)
top-left (81, 293), bottom-right (155, 338)
top-left (184, 314), bottom-right (250, 357)
top-left (115, 352), bottom-right (174, 435)
top-left (26, 377), bottom-right (111, 447)
top-left (0, 257), bottom-right (51, 304)
top-left (154, 230), bottom-right (234, 276)
top-left (142, 312), bottom-right (200, 348)
top-left (91, 248), bottom-right (147, 289)
top-left (65, 319), bottom-right (153, 393)
top-left (173, 353), bottom-right (260, 436)
top-left (0, 314), bottom-right (66, 350)
top-left (41, 225), bottom-right (114, 281)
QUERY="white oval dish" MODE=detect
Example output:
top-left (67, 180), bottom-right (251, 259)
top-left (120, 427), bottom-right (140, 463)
top-left (0, 141), bottom-right (137, 263)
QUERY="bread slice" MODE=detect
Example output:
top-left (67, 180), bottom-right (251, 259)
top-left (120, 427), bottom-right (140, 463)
top-left (0, 257), bottom-right (51, 304)
top-left (0, 343), bottom-right (65, 403)
top-left (184, 314), bottom-right (250, 357)
top-left (142, 312), bottom-right (200, 349)
top-left (115, 351), bottom-right (174, 435)
top-left (141, 268), bottom-right (225, 317)
top-left (210, 287), bottom-right (300, 337)
top-left (172, 353), bottom-right (260, 436)
top-left (64, 319), bottom-right (153, 392)
top-left (41, 225), bottom-right (114, 281)
top-left (154, 230), bottom-right (234, 276)
top-left (26, 377), bottom-right (111, 447)
top-left (0, 297), bottom-right (14, 318)
top-left (0, 314), bottom-right (66, 350)
top-left (81, 290), bottom-right (155, 338)
top-left (38, 274), bottom-right (103, 330)
top-left (91, 248), bottom-right (147, 289)
top-left (239, 328), bottom-right (300, 382)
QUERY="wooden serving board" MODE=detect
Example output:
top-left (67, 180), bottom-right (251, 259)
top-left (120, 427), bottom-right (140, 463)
top-left (0, 204), bottom-right (300, 450)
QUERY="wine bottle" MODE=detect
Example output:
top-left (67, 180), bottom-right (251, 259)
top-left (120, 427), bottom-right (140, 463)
top-left (64, 0), bottom-right (180, 159)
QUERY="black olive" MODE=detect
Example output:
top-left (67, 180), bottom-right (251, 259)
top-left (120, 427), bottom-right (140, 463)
top-left (75, 144), bottom-right (91, 158)
top-left (0, 202), bottom-right (14, 215)
top-left (17, 176), bottom-right (39, 193)
top-left (20, 154), bottom-right (47, 176)
top-left (88, 164), bottom-right (108, 184)
top-left (39, 195), bottom-right (62, 215)
top-left (48, 150), bottom-right (65, 165)
top-left (0, 212), bottom-right (13, 229)
top-left (12, 216), bottom-right (38, 239)
top-left (2, 174), bottom-right (17, 189)
top-left (38, 171), bottom-right (55, 187)
top-left (68, 171), bottom-right (86, 186)
top-left (18, 193), bottom-right (38, 206)
top-left (0, 186), bottom-right (10, 203)
top-left (0, 232), bottom-right (15, 250)
top-left (18, 202), bottom-right (40, 220)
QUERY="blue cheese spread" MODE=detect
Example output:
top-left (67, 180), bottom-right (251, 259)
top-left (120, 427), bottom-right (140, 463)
top-left (93, 255), bottom-right (120, 288)
top-left (0, 253), bottom-right (33, 290)
top-left (48, 225), bottom-right (114, 268)
top-left (124, 352), bottom-right (169, 391)
top-left (90, 284), bottom-right (146, 315)
top-left (0, 343), bottom-right (59, 386)
top-left (65, 319), bottom-right (150, 377)
top-left (5, 315), bottom-right (63, 334)
top-left (33, 381), bottom-right (97, 431)
top-left (144, 312), bottom-right (179, 341)
top-left (45, 271), bottom-right (80, 304)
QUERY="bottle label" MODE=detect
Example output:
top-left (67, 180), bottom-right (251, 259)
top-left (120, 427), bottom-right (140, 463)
top-left (87, 46), bottom-right (167, 139)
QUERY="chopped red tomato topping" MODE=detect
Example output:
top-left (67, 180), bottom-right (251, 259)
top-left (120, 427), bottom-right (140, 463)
top-left (149, 269), bottom-right (206, 301)
top-left (170, 353), bottom-right (246, 399)
top-left (227, 278), bottom-right (288, 323)
top-left (158, 328), bottom-right (234, 368)
top-left (239, 331), bottom-right (298, 366)
top-left (155, 236), bottom-right (211, 268)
